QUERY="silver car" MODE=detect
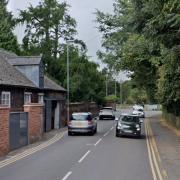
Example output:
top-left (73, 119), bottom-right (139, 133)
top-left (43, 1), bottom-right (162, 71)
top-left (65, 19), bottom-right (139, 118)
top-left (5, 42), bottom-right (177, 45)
top-left (99, 107), bottom-right (115, 120)
top-left (68, 112), bottom-right (97, 135)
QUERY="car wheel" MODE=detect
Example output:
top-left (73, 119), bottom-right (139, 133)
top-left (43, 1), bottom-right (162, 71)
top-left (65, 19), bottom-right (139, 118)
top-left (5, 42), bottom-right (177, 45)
top-left (68, 131), bottom-right (72, 136)
top-left (94, 126), bottom-right (97, 134)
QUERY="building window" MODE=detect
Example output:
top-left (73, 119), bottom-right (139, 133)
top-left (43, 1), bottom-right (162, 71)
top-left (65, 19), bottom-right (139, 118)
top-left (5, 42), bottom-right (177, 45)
top-left (38, 93), bottom-right (44, 104)
top-left (24, 92), bottom-right (32, 104)
top-left (1, 91), bottom-right (11, 106)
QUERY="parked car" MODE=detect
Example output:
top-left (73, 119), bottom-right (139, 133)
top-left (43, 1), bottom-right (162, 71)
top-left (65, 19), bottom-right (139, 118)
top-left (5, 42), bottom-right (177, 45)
top-left (116, 114), bottom-right (142, 138)
top-left (99, 107), bottom-right (115, 120)
top-left (132, 109), bottom-right (145, 118)
top-left (68, 112), bottom-right (97, 135)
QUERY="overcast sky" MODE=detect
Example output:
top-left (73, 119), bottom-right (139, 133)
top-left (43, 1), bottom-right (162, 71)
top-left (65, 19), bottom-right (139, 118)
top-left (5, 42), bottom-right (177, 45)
top-left (8, 0), bottom-right (114, 65)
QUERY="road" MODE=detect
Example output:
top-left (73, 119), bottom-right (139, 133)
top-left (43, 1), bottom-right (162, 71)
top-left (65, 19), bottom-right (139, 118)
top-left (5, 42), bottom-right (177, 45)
top-left (0, 110), bottom-right (153, 180)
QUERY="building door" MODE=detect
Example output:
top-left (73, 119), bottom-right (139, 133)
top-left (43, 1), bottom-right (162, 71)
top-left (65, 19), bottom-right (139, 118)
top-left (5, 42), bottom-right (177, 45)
top-left (45, 100), bottom-right (52, 132)
top-left (9, 112), bottom-right (28, 150)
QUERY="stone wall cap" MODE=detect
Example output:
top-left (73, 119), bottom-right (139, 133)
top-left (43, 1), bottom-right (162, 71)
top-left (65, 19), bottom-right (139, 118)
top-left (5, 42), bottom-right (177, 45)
top-left (24, 103), bottom-right (44, 107)
top-left (0, 105), bottom-right (10, 109)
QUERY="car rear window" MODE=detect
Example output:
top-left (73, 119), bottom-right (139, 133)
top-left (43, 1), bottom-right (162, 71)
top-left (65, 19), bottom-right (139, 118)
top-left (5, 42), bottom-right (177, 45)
top-left (121, 116), bottom-right (139, 123)
top-left (71, 114), bottom-right (92, 121)
top-left (102, 109), bottom-right (112, 112)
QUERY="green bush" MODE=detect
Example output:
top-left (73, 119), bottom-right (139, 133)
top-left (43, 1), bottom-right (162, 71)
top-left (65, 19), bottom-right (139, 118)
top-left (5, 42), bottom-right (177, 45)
top-left (105, 95), bottom-right (118, 102)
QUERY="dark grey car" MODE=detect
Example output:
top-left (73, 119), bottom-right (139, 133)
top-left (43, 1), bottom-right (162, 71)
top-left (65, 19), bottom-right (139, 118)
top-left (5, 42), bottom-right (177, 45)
top-left (116, 114), bottom-right (142, 138)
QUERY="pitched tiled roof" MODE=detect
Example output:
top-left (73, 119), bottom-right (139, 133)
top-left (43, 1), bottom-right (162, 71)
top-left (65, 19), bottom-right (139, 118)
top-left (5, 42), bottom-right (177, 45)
top-left (8, 56), bottom-right (42, 66)
top-left (0, 48), bottom-right (17, 59)
top-left (44, 76), bottom-right (66, 92)
top-left (0, 49), bottom-right (66, 91)
top-left (0, 57), bottom-right (37, 88)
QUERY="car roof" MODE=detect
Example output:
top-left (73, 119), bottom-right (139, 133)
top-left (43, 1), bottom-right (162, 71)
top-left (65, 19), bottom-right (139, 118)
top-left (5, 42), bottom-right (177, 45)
top-left (72, 112), bottom-right (92, 116)
top-left (120, 113), bottom-right (139, 117)
top-left (101, 107), bottom-right (113, 109)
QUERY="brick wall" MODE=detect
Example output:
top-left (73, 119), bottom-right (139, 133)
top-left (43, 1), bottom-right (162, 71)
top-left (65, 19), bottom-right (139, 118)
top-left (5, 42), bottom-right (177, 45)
top-left (24, 104), bottom-right (44, 144)
top-left (0, 106), bottom-right (9, 156)
top-left (69, 102), bottom-right (100, 118)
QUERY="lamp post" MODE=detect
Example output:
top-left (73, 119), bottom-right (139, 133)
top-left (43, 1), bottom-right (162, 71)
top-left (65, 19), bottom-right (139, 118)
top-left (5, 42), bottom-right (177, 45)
top-left (66, 40), bottom-right (74, 122)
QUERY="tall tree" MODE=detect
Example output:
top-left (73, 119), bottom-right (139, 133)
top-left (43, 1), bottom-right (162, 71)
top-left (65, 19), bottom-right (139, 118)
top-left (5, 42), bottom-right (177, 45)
top-left (0, 0), bottom-right (20, 54)
top-left (18, 0), bottom-right (76, 73)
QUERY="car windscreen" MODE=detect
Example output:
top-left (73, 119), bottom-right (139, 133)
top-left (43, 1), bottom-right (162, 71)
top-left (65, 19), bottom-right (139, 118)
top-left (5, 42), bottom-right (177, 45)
top-left (136, 109), bottom-right (143, 112)
top-left (71, 114), bottom-right (92, 121)
top-left (121, 116), bottom-right (139, 123)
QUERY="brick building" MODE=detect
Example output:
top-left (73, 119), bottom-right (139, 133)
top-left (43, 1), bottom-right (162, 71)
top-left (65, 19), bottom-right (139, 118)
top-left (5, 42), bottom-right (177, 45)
top-left (0, 49), bottom-right (66, 155)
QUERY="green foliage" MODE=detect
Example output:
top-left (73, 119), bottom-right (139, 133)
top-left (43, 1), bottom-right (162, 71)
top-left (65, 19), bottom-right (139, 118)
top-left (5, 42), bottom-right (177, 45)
top-left (0, 0), bottom-right (20, 54)
top-left (18, 0), bottom-right (77, 73)
top-left (96, 0), bottom-right (180, 114)
top-left (105, 95), bottom-right (118, 102)
top-left (49, 45), bottom-right (106, 103)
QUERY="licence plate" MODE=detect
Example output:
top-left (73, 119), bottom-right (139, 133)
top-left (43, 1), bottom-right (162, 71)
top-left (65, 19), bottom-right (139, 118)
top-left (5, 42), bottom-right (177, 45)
top-left (74, 122), bottom-right (84, 127)
top-left (124, 130), bottom-right (132, 133)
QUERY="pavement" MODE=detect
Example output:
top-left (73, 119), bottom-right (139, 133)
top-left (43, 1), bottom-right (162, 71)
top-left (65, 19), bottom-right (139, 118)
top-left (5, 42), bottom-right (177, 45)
top-left (0, 127), bottom-right (67, 162)
top-left (147, 111), bottom-right (180, 180)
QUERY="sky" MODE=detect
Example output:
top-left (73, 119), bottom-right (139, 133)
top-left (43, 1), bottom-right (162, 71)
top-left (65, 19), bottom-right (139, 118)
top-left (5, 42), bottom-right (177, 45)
top-left (8, 0), bottom-right (114, 65)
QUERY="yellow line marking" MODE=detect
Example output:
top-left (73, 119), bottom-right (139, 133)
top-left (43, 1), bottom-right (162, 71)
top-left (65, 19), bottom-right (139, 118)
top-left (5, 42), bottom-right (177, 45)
top-left (148, 120), bottom-right (162, 163)
top-left (146, 120), bottom-right (164, 180)
top-left (145, 121), bottom-right (157, 180)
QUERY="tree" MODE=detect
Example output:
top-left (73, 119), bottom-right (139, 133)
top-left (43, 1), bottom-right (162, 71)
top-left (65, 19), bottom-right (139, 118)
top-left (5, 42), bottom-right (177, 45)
top-left (52, 45), bottom-right (106, 103)
top-left (0, 0), bottom-right (20, 54)
top-left (96, 0), bottom-right (180, 115)
top-left (18, 0), bottom-right (77, 73)
top-left (96, 0), bottom-right (159, 103)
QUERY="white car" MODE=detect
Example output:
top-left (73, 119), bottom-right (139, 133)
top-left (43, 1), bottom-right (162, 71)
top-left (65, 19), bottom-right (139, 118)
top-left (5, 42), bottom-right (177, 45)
top-left (99, 107), bottom-right (115, 120)
top-left (133, 104), bottom-right (144, 110)
top-left (132, 109), bottom-right (145, 118)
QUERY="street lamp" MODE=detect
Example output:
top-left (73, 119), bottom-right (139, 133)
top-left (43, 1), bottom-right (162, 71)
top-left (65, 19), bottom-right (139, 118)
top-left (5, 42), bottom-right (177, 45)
top-left (66, 40), bottom-right (74, 122)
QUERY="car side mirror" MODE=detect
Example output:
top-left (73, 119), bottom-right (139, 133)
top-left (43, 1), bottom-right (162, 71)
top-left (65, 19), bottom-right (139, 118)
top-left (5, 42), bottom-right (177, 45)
top-left (140, 119), bottom-right (143, 123)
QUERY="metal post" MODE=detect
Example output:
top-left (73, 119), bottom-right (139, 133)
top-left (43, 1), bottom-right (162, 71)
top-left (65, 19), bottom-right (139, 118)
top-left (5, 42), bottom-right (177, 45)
top-left (67, 43), bottom-right (69, 122)
top-left (120, 81), bottom-right (123, 106)
top-left (115, 80), bottom-right (116, 97)
top-left (106, 74), bottom-right (108, 96)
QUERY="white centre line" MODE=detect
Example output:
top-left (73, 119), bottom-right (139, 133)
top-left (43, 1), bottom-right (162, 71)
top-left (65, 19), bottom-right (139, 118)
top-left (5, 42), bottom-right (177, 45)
top-left (78, 150), bottom-right (91, 163)
top-left (110, 127), bottom-right (114, 131)
top-left (103, 131), bottom-right (109, 137)
top-left (94, 138), bottom-right (102, 146)
top-left (62, 171), bottom-right (72, 180)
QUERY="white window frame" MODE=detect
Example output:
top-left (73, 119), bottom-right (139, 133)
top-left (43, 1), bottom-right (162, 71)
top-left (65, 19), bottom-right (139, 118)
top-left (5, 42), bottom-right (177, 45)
top-left (24, 92), bottom-right (32, 104)
top-left (38, 93), bottom-right (44, 104)
top-left (1, 91), bottom-right (11, 107)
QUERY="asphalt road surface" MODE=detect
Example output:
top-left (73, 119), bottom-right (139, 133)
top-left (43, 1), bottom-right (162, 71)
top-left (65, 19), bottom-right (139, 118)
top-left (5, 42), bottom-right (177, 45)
top-left (0, 110), bottom-right (153, 180)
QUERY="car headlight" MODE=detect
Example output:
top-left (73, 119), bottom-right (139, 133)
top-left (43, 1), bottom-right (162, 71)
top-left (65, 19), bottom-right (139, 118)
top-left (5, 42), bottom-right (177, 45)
top-left (117, 123), bottom-right (122, 129)
top-left (136, 124), bottom-right (140, 128)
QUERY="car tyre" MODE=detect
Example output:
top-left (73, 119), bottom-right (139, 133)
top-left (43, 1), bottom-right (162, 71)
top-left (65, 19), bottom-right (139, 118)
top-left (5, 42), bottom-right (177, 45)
top-left (94, 126), bottom-right (97, 134)
top-left (68, 131), bottom-right (72, 136)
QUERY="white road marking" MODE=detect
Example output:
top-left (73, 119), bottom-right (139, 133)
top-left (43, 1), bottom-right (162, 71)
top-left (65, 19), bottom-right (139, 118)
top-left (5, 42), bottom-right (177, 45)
top-left (78, 150), bottom-right (91, 163)
top-left (62, 171), bottom-right (72, 180)
top-left (103, 131), bottom-right (109, 137)
top-left (110, 127), bottom-right (114, 130)
top-left (86, 143), bottom-right (94, 146)
top-left (94, 138), bottom-right (102, 146)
